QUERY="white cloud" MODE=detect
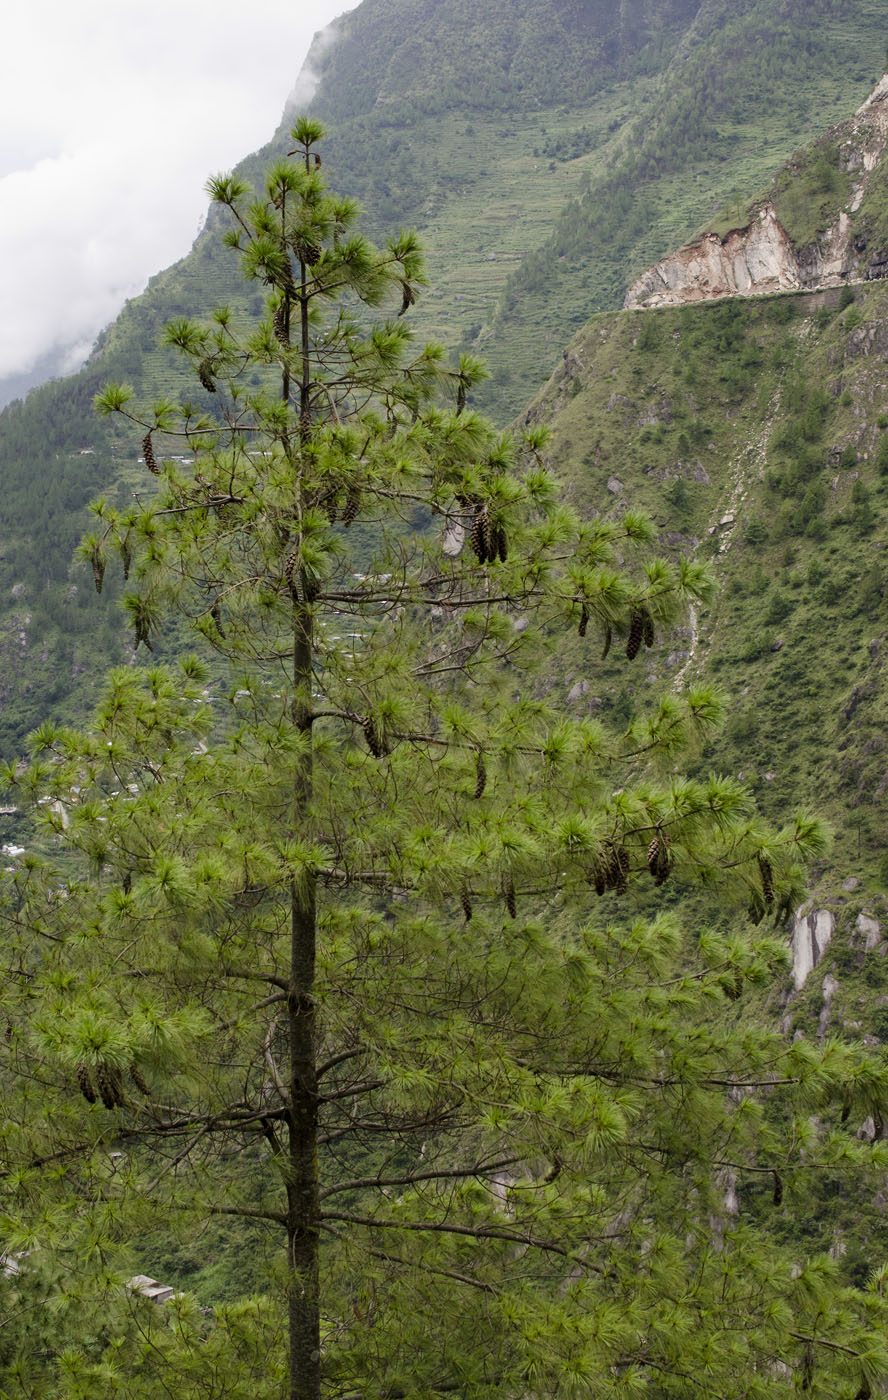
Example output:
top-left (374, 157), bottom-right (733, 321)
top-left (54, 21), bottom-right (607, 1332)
top-left (0, 0), bottom-right (358, 381)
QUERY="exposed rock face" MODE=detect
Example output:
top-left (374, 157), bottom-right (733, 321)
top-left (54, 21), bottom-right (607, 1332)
top-left (854, 912), bottom-right (883, 951)
top-left (818, 973), bottom-right (840, 1037)
top-left (626, 207), bottom-right (800, 308)
top-left (625, 77), bottom-right (888, 310)
top-left (789, 908), bottom-right (834, 990)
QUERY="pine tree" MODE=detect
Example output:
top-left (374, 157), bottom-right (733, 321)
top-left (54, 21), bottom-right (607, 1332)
top-left (2, 119), bottom-right (888, 1399)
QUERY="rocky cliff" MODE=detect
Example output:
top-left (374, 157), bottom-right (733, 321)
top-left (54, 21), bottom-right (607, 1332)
top-left (625, 75), bottom-right (888, 309)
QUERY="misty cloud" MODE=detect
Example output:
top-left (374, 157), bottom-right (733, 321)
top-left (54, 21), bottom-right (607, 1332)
top-left (0, 0), bottom-right (357, 384)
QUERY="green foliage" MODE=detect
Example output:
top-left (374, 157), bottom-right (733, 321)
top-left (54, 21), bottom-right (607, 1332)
top-left (4, 129), bottom-right (888, 1400)
top-left (0, 0), bottom-right (883, 751)
top-left (773, 140), bottom-right (852, 247)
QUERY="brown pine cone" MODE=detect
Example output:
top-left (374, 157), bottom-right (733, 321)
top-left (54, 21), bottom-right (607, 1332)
top-left (626, 608), bottom-right (644, 660)
top-left (77, 1063), bottom-right (97, 1104)
top-left (504, 878), bottom-right (517, 920)
top-left (474, 751), bottom-right (487, 799)
top-left (130, 1062), bottom-right (151, 1097)
top-left (142, 433), bottom-right (159, 475)
top-left (758, 854), bottom-right (774, 906)
top-left (362, 715), bottom-right (384, 759)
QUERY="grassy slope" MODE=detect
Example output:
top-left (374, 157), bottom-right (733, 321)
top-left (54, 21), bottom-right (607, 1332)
top-left (528, 282), bottom-right (888, 941)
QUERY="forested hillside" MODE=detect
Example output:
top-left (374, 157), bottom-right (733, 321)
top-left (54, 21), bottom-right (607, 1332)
top-left (4, 4), bottom-right (888, 1392)
top-left (3, 112), bottom-right (888, 1400)
top-left (0, 0), bottom-right (885, 763)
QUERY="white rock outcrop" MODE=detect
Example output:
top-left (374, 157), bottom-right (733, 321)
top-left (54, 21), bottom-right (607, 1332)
top-left (855, 912), bottom-right (883, 951)
top-left (788, 908), bottom-right (834, 990)
top-left (818, 973), bottom-right (840, 1037)
top-left (625, 207), bottom-right (800, 309)
top-left (625, 77), bottom-right (888, 310)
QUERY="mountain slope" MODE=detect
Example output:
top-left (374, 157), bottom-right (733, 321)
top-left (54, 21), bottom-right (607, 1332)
top-left (525, 278), bottom-right (888, 903)
top-left (627, 76), bottom-right (888, 306)
top-left (0, 0), bottom-right (885, 762)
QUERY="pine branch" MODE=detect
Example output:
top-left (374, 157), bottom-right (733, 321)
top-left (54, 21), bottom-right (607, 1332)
top-left (319, 1155), bottom-right (524, 1201)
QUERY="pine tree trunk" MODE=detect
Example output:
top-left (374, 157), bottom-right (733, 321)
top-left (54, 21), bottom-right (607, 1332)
top-left (288, 599), bottom-right (320, 1400)
top-left (288, 195), bottom-right (320, 1400)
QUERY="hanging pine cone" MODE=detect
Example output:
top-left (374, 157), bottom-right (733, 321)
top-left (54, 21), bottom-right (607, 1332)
top-left (91, 550), bottom-right (105, 595)
top-left (142, 433), bottom-right (159, 475)
top-left (855, 1378), bottom-right (872, 1400)
top-left (474, 751), bottom-right (487, 799)
top-left (469, 506), bottom-right (490, 564)
top-left (601, 623), bottom-right (612, 660)
top-left (210, 600), bottom-right (225, 639)
top-left (284, 547), bottom-right (299, 601)
top-left (578, 603), bottom-right (589, 638)
top-left (642, 609), bottom-right (655, 648)
top-left (493, 523), bottom-right (508, 563)
top-left (841, 1093), bottom-right (851, 1125)
top-left (647, 834), bottom-right (660, 881)
top-left (593, 868), bottom-right (606, 897)
top-left (626, 608), bottom-right (644, 660)
top-left (76, 1063), bottom-right (97, 1105)
top-left (772, 1171), bottom-right (783, 1207)
top-left (362, 714), bottom-right (384, 759)
top-left (801, 1343), bottom-right (814, 1392)
top-left (647, 830), bottom-right (672, 885)
top-left (602, 842), bottom-right (629, 894)
top-left (758, 854), bottom-right (774, 907)
top-left (272, 303), bottom-right (290, 347)
top-left (95, 1062), bottom-right (124, 1110)
top-left (302, 570), bottom-right (320, 604)
top-left (197, 360), bottom-right (217, 394)
top-left (130, 1062), bottom-right (151, 1097)
top-left (342, 487), bottom-right (361, 527)
top-left (460, 886), bottom-right (473, 922)
top-left (504, 877), bottom-right (517, 920)
top-left (456, 381), bottom-right (467, 415)
top-left (324, 493), bottom-right (339, 524)
top-left (121, 539), bottom-right (132, 581)
top-left (133, 606), bottom-right (152, 652)
top-left (398, 280), bottom-right (415, 317)
top-left (293, 237), bottom-right (321, 266)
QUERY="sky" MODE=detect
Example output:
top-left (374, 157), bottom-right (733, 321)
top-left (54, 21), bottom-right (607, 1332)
top-left (0, 0), bottom-right (359, 386)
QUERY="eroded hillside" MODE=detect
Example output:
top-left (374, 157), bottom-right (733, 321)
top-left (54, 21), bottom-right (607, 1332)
top-left (626, 74), bottom-right (888, 307)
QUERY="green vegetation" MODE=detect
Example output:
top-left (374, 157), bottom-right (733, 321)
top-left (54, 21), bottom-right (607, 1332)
top-left (773, 140), bottom-right (852, 247)
top-left (4, 7), bottom-right (888, 1382)
top-left (5, 124), bottom-right (888, 1400)
top-left (0, 0), bottom-right (885, 762)
top-left (527, 282), bottom-right (888, 893)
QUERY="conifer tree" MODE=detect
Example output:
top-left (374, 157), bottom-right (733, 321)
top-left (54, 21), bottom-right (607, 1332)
top-left (2, 119), bottom-right (888, 1399)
